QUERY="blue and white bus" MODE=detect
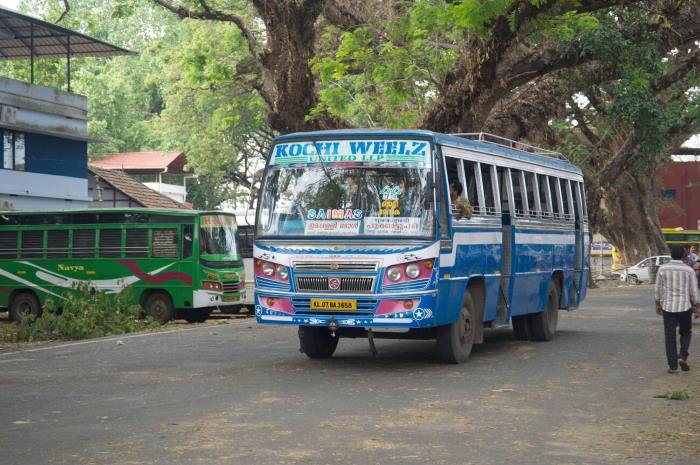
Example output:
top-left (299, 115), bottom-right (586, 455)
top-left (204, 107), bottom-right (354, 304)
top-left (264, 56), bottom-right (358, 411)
top-left (253, 130), bottom-right (589, 363)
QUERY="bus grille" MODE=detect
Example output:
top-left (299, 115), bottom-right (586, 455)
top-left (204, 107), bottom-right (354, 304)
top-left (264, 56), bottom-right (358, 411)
top-left (292, 298), bottom-right (378, 314)
top-left (222, 281), bottom-right (243, 293)
top-left (296, 276), bottom-right (374, 293)
top-left (293, 261), bottom-right (378, 272)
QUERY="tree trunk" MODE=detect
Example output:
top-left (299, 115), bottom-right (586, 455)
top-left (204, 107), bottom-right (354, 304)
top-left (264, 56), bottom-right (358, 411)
top-left (588, 172), bottom-right (668, 265)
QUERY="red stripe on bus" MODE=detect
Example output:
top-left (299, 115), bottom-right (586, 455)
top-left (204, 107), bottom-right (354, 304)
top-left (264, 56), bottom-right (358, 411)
top-left (117, 260), bottom-right (193, 286)
top-left (0, 286), bottom-right (11, 294)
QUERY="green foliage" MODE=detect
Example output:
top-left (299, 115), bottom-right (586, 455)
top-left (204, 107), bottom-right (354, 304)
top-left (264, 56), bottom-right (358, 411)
top-left (654, 390), bottom-right (690, 400)
top-left (3, 285), bottom-right (158, 343)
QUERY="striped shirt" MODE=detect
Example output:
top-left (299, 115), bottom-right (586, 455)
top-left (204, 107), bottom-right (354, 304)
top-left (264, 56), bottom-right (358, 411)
top-left (654, 260), bottom-right (699, 313)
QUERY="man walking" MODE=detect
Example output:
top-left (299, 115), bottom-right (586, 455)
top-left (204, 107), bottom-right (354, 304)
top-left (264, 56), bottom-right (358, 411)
top-left (655, 245), bottom-right (700, 373)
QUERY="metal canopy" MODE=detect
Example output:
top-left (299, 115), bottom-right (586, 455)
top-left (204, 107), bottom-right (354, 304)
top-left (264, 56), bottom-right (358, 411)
top-left (0, 6), bottom-right (134, 60)
top-left (0, 6), bottom-right (135, 91)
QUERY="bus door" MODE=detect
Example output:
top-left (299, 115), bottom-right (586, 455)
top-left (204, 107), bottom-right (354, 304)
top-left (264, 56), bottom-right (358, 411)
top-left (496, 167), bottom-right (513, 323)
top-left (571, 180), bottom-right (584, 306)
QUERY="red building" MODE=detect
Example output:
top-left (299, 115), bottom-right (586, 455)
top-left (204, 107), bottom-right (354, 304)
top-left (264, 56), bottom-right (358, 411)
top-left (657, 148), bottom-right (700, 230)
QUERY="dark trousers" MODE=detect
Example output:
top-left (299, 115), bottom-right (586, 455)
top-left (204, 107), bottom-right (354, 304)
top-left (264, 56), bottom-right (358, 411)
top-left (662, 309), bottom-right (693, 369)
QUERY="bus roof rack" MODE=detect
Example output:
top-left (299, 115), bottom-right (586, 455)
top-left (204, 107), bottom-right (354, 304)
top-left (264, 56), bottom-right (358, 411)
top-left (451, 132), bottom-right (566, 160)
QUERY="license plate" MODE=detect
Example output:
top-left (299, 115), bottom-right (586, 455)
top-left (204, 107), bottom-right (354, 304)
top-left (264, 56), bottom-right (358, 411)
top-left (310, 299), bottom-right (357, 311)
top-left (223, 294), bottom-right (239, 302)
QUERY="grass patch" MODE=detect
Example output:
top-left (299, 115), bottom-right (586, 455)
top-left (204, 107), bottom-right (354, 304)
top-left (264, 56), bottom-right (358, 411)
top-left (2, 285), bottom-right (160, 343)
top-left (654, 390), bottom-right (690, 401)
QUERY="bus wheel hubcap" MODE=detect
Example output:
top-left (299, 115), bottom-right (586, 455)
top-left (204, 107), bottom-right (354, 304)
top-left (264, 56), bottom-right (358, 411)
top-left (459, 308), bottom-right (472, 345)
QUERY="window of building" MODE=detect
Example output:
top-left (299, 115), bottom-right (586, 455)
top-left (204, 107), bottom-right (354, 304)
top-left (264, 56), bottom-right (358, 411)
top-left (2, 130), bottom-right (26, 171)
top-left (660, 189), bottom-right (676, 201)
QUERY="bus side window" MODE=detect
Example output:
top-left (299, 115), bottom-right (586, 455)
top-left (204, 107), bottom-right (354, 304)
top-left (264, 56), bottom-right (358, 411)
top-left (47, 230), bottom-right (69, 258)
top-left (73, 229), bottom-right (96, 258)
top-left (579, 182), bottom-right (588, 220)
top-left (126, 229), bottom-right (149, 258)
top-left (238, 226), bottom-right (254, 259)
top-left (0, 230), bottom-right (18, 259)
top-left (153, 229), bottom-right (178, 258)
top-left (182, 224), bottom-right (193, 259)
top-left (571, 181), bottom-right (581, 220)
top-left (497, 166), bottom-right (511, 214)
top-left (511, 169), bottom-right (525, 217)
top-left (21, 230), bottom-right (44, 259)
top-left (480, 163), bottom-right (496, 215)
top-left (537, 174), bottom-right (551, 218)
top-left (462, 160), bottom-right (479, 212)
top-left (548, 176), bottom-right (562, 219)
top-left (524, 172), bottom-right (538, 216)
top-left (99, 229), bottom-right (122, 258)
top-left (559, 179), bottom-right (571, 221)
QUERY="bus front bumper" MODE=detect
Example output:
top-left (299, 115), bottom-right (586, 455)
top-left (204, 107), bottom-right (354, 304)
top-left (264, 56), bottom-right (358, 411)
top-left (254, 291), bottom-right (438, 329)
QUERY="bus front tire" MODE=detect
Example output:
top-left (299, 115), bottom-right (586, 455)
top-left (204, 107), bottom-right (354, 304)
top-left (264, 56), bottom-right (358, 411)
top-left (298, 326), bottom-right (339, 359)
top-left (9, 292), bottom-right (41, 323)
top-left (436, 293), bottom-right (475, 364)
top-left (512, 315), bottom-right (530, 340)
top-left (143, 292), bottom-right (174, 324)
top-left (528, 284), bottom-right (559, 341)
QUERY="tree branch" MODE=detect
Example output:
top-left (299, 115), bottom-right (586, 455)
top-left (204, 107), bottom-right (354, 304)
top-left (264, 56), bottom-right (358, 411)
top-left (56, 0), bottom-right (70, 24)
top-left (151, 0), bottom-right (257, 56)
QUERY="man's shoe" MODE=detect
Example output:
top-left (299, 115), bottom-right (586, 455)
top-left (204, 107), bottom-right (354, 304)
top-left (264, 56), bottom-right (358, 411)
top-left (667, 368), bottom-right (678, 374)
top-left (679, 359), bottom-right (690, 372)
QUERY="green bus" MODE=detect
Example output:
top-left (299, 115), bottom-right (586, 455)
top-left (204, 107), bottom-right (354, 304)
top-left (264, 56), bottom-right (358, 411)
top-left (0, 209), bottom-right (245, 323)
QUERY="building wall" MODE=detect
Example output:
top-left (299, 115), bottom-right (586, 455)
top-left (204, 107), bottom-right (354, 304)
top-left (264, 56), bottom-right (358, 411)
top-left (87, 173), bottom-right (143, 208)
top-left (26, 133), bottom-right (88, 179)
top-left (0, 77), bottom-right (90, 211)
top-left (657, 161), bottom-right (700, 230)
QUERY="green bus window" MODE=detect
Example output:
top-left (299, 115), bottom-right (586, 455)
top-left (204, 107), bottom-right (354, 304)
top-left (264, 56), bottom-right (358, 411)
top-left (182, 224), bottom-right (193, 259)
top-left (73, 229), bottom-right (96, 258)
top-left (125, 229), bottom-right (149, 258)
top-left (153, 229), bottom-right (178, 258)
top-left (99, 229), bottom-right (122, 258)
top-left (47, 230), bottom-right (69, 258)
top-left (0, 230), bottom-right (17, 259)
top-left (21, 230), bottom-right (43, 259)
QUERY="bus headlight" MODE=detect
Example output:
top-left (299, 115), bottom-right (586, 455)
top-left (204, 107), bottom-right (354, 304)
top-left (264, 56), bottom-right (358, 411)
top-left (387, 266), bottom-right (402, 282)
top-left (276, 265), bottom-right (288, 280)
top-left (405, 263), bottom-right (420, 279)
top-left (262, 262), bottom-right (275, 276)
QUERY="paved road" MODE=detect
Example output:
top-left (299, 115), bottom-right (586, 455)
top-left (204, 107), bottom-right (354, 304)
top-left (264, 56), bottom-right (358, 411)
top-left (1, 286), bottom-right (698, 465)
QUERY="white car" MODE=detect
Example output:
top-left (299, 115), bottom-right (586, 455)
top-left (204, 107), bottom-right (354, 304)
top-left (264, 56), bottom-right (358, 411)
top-left (619, 255), bottom-right (672, 284)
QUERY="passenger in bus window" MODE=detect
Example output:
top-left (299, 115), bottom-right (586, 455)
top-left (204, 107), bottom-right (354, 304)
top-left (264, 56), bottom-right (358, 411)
top-left (449, 179), bottom-right (472, 220)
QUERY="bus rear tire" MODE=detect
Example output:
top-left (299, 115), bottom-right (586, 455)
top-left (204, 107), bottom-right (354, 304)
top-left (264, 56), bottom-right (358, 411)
top-left (436, 293), bottom-right (475, 364)
top-left (143, 292), bottom-right (174, 324)
top-left (299, 326), bottom-right (338, 359)
top-left (512, 315), bottom-right (530, 340)
top-left (9, 291), bottom-right (41, 324)
top-left (528, 284), bottom-right (559, 341)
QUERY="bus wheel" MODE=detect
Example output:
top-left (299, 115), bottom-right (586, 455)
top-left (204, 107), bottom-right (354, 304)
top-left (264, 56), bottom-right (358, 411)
top-left (182, 309), bottom-right (211, 323)
top-left (528, 284), bottom-right (559, 341)
top-left (9, 292), bottom-right (41, 323)
top-left (436, 293), bottom-right (475, 364)
top-left (143, 292), bottom-right (174, 324)
top-left (298, 326), bottom-right (339, 359)
top-left (512, 315), bottom-right (530, 340)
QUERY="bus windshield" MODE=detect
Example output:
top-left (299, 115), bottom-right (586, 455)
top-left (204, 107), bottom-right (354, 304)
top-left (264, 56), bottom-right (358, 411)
top-left (200, 215), bottom-right (239, 258)
top-left (257, 165), bottom-right (434, 238)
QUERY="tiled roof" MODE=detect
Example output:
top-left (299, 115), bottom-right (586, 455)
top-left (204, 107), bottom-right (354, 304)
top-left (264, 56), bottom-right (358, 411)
top-left (91, 151), bottom-right (187, 171)
top-left (88, 165), bottom-right (191, 210)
